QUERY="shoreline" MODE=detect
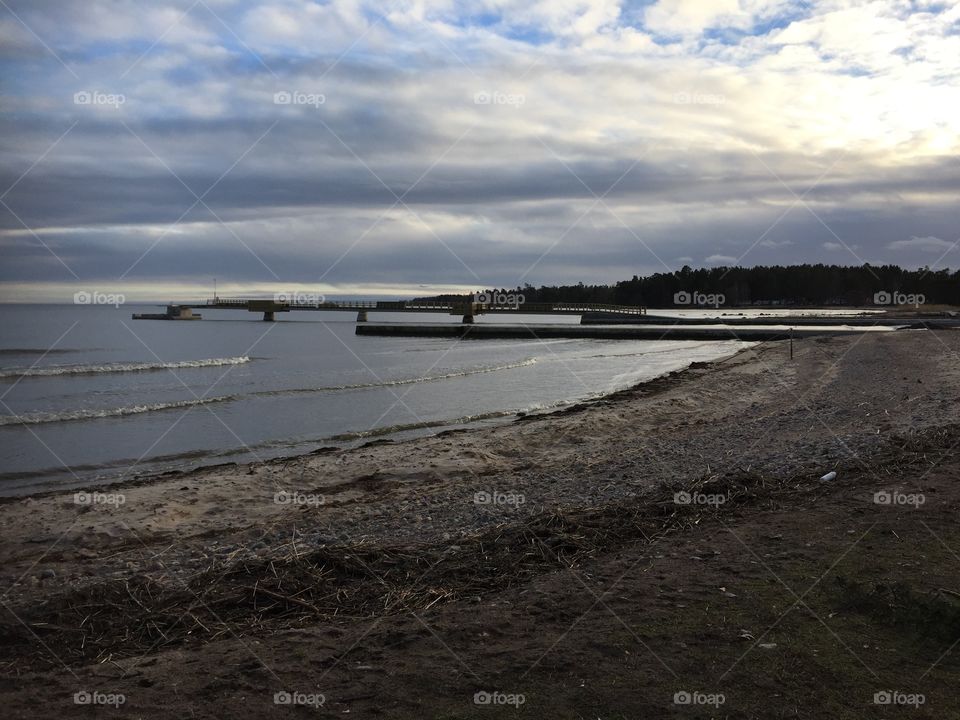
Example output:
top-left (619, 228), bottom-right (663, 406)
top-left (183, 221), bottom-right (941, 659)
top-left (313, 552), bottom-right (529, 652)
top-left (3, 329), bottom-right (960, 718)
top-left (1, 340), bottom-right (754, 502)
top-left (2, 330), bottom-right (951, 576)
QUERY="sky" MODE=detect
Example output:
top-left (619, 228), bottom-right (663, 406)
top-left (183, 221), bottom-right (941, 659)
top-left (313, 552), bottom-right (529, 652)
top-left (0, 0), bottom-right (958, 301)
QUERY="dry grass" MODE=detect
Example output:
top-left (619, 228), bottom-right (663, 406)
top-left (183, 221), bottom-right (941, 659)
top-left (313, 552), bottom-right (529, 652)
top-left (3, 423), bottom-right (959, 673)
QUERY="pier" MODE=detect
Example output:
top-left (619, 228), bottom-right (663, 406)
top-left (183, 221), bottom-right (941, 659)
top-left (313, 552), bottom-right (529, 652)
top-left (353, 323), bottom-right (898, 341)
top-left (134, 298), bottom-right (649, 323)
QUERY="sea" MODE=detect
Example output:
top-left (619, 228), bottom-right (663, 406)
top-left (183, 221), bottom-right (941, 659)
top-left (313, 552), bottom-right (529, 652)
top-left (0, 302), bottom-right (793, 496)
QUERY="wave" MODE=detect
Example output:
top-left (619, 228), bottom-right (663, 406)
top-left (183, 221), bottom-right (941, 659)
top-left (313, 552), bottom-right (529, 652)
top-left (327, 409), bottom-right (521, 441)
top-left (0, 348), bottom-right (80, 356)
top-left (578, 340), bottom-right (739, 360)
top-left (0, 356), bottom-right (250, 379)
top-left (0, 395), bottom-right (236, 426)
top-left (254, 358), bottom-right (537, 397)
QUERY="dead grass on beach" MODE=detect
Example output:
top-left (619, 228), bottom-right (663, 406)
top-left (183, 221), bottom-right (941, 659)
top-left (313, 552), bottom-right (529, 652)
top-left (5, 422), bottom-right (958, 681)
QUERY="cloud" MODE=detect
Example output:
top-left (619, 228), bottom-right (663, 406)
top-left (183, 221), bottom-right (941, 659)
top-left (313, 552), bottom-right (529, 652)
top-left (643, 0), bottom-right (792, 38)
top-left (705, 254), bottom-right (738, 264)
top-left (887, 236), bottom-right (956, 253)
top-left (0, 0), bottom-right (959, 297)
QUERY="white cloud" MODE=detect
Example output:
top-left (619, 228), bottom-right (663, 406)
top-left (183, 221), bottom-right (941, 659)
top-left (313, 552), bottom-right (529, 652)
top-left (887, 235), bottom-right (956, 252)
top-left (643, 0), bottom-right (790, 38)
top-left (759, 239), bottom-right (792, 248)
top-left (705, 254), bottom-right (738, 264)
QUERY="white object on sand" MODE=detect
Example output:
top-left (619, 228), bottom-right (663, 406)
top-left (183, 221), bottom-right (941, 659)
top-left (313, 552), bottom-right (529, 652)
top-left (820, 471), bottom-right (837, 482)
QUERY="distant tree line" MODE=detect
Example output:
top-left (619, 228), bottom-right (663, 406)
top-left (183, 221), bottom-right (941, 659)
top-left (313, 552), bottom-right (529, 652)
top-left (427, 264), bottom-right (959, 308)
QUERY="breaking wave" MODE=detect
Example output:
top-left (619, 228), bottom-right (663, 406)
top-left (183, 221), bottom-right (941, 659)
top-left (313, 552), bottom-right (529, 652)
top-left (0, 356), bottom-right (250, 379)
top-left (254, 358), bottom-right (537, 396)
top-left (0, 395), bottom-right (236, 426)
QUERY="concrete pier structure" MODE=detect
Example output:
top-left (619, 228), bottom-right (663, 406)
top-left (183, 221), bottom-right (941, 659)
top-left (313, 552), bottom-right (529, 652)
top-left (355, 323), bottom-right (900, 341)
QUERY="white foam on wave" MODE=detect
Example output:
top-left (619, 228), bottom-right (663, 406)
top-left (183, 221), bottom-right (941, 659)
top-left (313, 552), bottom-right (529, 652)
top-left (0, 356), bottom-right (250, 379)
top-left (256, 357), bottom-right (537, 396)
top-left (0, 395), bottom-right (235, 426)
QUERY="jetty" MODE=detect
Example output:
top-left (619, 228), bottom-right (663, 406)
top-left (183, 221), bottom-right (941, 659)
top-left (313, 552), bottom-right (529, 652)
top-left (354, 323), bottom-right (900, 341)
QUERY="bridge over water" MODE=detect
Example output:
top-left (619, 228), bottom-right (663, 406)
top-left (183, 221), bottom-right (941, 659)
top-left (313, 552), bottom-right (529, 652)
top-left (134, 297), bottom-right (648, 323)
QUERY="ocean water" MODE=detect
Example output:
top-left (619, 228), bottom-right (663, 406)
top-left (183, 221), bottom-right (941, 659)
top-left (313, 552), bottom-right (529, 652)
top-left (0, 304), bottom-right (753, 496)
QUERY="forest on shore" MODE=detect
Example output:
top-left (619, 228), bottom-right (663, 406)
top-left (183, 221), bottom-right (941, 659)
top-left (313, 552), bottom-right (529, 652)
top-left (439, 264), bottom-right (956, 307)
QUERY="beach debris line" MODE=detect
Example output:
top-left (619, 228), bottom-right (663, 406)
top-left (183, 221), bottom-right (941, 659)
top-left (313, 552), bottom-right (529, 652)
top-left (1, 468), bottom-right (817, 670)
top-left (9, 421), bottom-right (960, 673)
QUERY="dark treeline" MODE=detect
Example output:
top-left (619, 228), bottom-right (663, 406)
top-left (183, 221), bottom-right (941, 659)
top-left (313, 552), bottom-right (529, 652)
top-left (438, 264), bottom-right (958, 307)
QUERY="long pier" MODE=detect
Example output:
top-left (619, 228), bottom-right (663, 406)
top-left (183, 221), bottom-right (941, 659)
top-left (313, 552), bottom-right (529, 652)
top-left (354, 323), bottom-right (897, 341)
top-left (581, 313), bottom-right (953, 328)
top-left (135, 298), bottom-right (648, 323)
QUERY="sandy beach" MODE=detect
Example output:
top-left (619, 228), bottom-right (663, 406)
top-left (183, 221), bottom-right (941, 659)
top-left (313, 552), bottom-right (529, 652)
top-left (2, 329), bottom-right (960, 718)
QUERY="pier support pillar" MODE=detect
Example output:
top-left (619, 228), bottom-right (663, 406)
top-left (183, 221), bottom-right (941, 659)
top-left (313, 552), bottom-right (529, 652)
top-left (263, 311), bottom-right (275, 322)
top-left (462, 314), bottom-right (474, 324)
top-left (357, 310), bottom-right (368, 322)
